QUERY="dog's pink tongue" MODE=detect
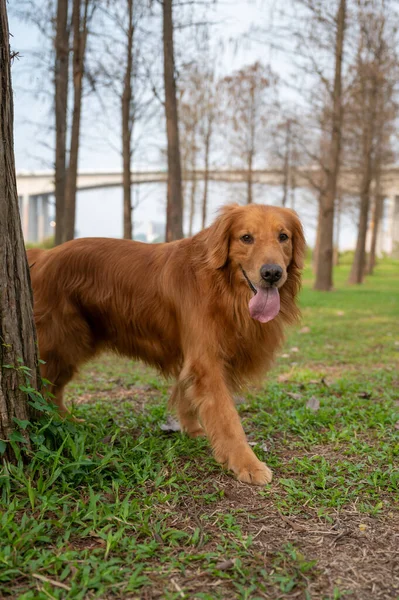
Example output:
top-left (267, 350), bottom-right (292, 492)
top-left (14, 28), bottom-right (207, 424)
top-left (249, 287), bottom-right (280, 323)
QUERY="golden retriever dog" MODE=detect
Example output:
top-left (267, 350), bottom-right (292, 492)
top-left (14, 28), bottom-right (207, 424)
top-left (27, 203), bottom-right (305, 485)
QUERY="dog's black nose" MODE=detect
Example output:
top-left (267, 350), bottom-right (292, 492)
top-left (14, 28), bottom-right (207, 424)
top-left (260, 264), bottom-right (283, 284)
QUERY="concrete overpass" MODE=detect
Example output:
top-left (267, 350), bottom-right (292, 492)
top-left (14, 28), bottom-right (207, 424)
top-left (16, 167), bottom-right (399, 254)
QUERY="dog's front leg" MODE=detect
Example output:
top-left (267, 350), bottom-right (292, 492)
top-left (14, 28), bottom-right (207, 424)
top-left (180, 359), bottom-right (272, 485)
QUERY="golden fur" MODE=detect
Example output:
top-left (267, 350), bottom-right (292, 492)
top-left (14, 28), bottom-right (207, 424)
top-left (27, 203), bottom-right (305, 485)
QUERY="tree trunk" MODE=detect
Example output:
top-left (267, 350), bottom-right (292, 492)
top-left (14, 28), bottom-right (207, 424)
top-left (366, 193), bottom-right (384, 275)
top-left (163, 0), bottom-right (183, 241)
top-left (0, 4), bottom-right (41, 462)
top-left (333, 194), bottom-right (342, 266)
top-left (348, 81), bottom-right (379, 284)
top-left (64, 0), bottom-right (90, 242)
top-left (122, 0), bottom-right (134, 240)
top-left (282, 119), bottom-right (291, 207)
top-left (247, 150), bottom-right (253, 204)
top-left (312, 195), bottom-right (322, 274)
top-left (247, 82), bottom-right (256, 205)
top-left (201, 115), bottom-right (212, 229)
top-left (314, 0), bottom-right (346, 291)
top-left (54, 0), bottom-right (69, 246)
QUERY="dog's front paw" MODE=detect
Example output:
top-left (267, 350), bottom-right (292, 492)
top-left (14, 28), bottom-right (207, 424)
top-left (215, 446), bottom-right (273, 486)
top-left (235, 460), bottom-right (273, 485)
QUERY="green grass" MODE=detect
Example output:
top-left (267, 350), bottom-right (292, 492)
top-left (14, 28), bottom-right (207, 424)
top-left (1, 260), bottom-right (398, 599)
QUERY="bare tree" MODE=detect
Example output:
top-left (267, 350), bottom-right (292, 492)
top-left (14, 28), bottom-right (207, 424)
top-left (348, 1), bottom-right (397, 284)
top-left (122, 0), bottom-right (134, 239)
top-left (54, 0), bottom-right (70, 245)
top-left (179, 80), bottom-right (200, 236)
top-left (64, 0), bottom-right (94, 242)
top-left (223, 62), bottom-right (277, 205)
top-left (163, 0), bottom-right (183, 241)
top-left (0, 5), bottom-right (41, 461)
top-left (314, 0), bottom-right (346, 291)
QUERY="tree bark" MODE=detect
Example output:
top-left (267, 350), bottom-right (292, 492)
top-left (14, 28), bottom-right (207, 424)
top-left (333, 194), bottom-right (342, 266)
top-left (163, 0), bottom-right (183, 241)
top-left (54, 0), bottom-right (69, 246)
top-left (122, 0), bottom-right (134, 240)
top-left (0, 4), bottom-right (41, 461)
top-left (64, 0), bottom-right (90, 242)
top-left (247, 150), bottom-right (253, 204)
top-left (366, 192), bottom-right (384, 275)
top-left (201, 115), bottom-right (212, 229)
top-left (312, 195), bottom-right (322, 274)
top-left (247, 81), bottom-right (256, 205)
top-left (314, 0), bottom-right (346, 291)
top-left (348, 75), bottom-right (379, 284)
top-left (282, 119), bottom-right (291, 207)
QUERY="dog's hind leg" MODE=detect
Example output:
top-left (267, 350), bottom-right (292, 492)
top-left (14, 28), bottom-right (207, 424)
top-left (36, 312), bottom-right (94, 420)
top-left (169, 383), bottom-right (205, 438)
top-left (39, 352), bottom-right (78, 418)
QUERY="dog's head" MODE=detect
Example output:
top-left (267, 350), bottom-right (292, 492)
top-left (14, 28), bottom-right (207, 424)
top-left (207, 203), bottom-right (305, 322)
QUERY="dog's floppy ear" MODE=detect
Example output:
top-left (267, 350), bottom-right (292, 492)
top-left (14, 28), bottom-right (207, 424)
top-left (287, 209), bottom-right (306, 296)
top-left (207, 204), bottom-right (239, 269)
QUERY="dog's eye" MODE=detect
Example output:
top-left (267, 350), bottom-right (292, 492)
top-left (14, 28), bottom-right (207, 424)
top-left (240, 234), bottom-right (254, 244)
top-left (279, 233), bottom-right (289, 242)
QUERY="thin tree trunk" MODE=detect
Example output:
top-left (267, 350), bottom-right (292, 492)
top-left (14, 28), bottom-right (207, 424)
top-left (314, 0), bottom-right (346, 291)
top-left (201, 115), bottom-right (212, 229)
top-left (0, 3), bottom-right (40, 461)
top-left (64, 0), bottom-right (90, 242)
top-left (290, 174), bottom-right (296, 210)
top-left (313, 196), bottom-right (322, 274)
top-left (247, 82), bottom-right (256, 205)
top-left (282, 119), bottom-right (291, 207)
top-left (333, 194), bottom-right (342, 266)
top-left (247, 150), bottom-right (253, 204)
top-left (163, 0), bottom-right (183, 241)
top-left (348, 80), bottom-right (379, 284)
top-left (367, 192), bottom-right (384, 275)
top-left (54, 0), bottom-right (69, 246)
top-left (122, 0), bottom-right (134, 240)
top-left (187, 124), bottom-right (197, 236)
top-left (189, 177), bottom-right (196, 236)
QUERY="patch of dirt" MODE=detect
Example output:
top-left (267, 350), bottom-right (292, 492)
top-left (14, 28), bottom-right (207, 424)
top-left (138, 475), bottom-right (399, 599)
top-left (68, 383), bottom-right (168, 412)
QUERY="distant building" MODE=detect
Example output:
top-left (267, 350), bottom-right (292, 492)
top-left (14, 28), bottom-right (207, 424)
top-left (146, 221), bottom-right (165, 243)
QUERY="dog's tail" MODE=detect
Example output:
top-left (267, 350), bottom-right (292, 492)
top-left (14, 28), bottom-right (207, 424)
top-left (26, 247), bottom-right (46, 269)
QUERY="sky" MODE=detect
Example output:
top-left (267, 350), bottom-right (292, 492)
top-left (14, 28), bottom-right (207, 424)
top-left (9, 0), bottom-right (360, 248)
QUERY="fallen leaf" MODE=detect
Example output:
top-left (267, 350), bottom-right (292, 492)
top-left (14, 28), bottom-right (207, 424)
top-left (215, 558), bottom-right (235, 571)
top-left (278, 373), bottom-right (292, 382)
top-left (160, 416), bottom-right (181, 433)
top-left (394, 421), bottom-right (399, 430)
top-left (336, 310), bottom-right (345, 316)
top-left (287, 392), bottom-right (302, 400)
top-left (359, 523), bottom-right (368, 532)
top-left (248, 441), bottom-right (268, 452)
top-left (290, 347), bottom-right (299, 353)
top-left (281, 353), bottom-right (290, 358)
top-left (306, 396), bottom-right (320, 411)
top-left (358, 391), bottom-right (372, 399)
top-left (299, 326), bottom-right (310, 334)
